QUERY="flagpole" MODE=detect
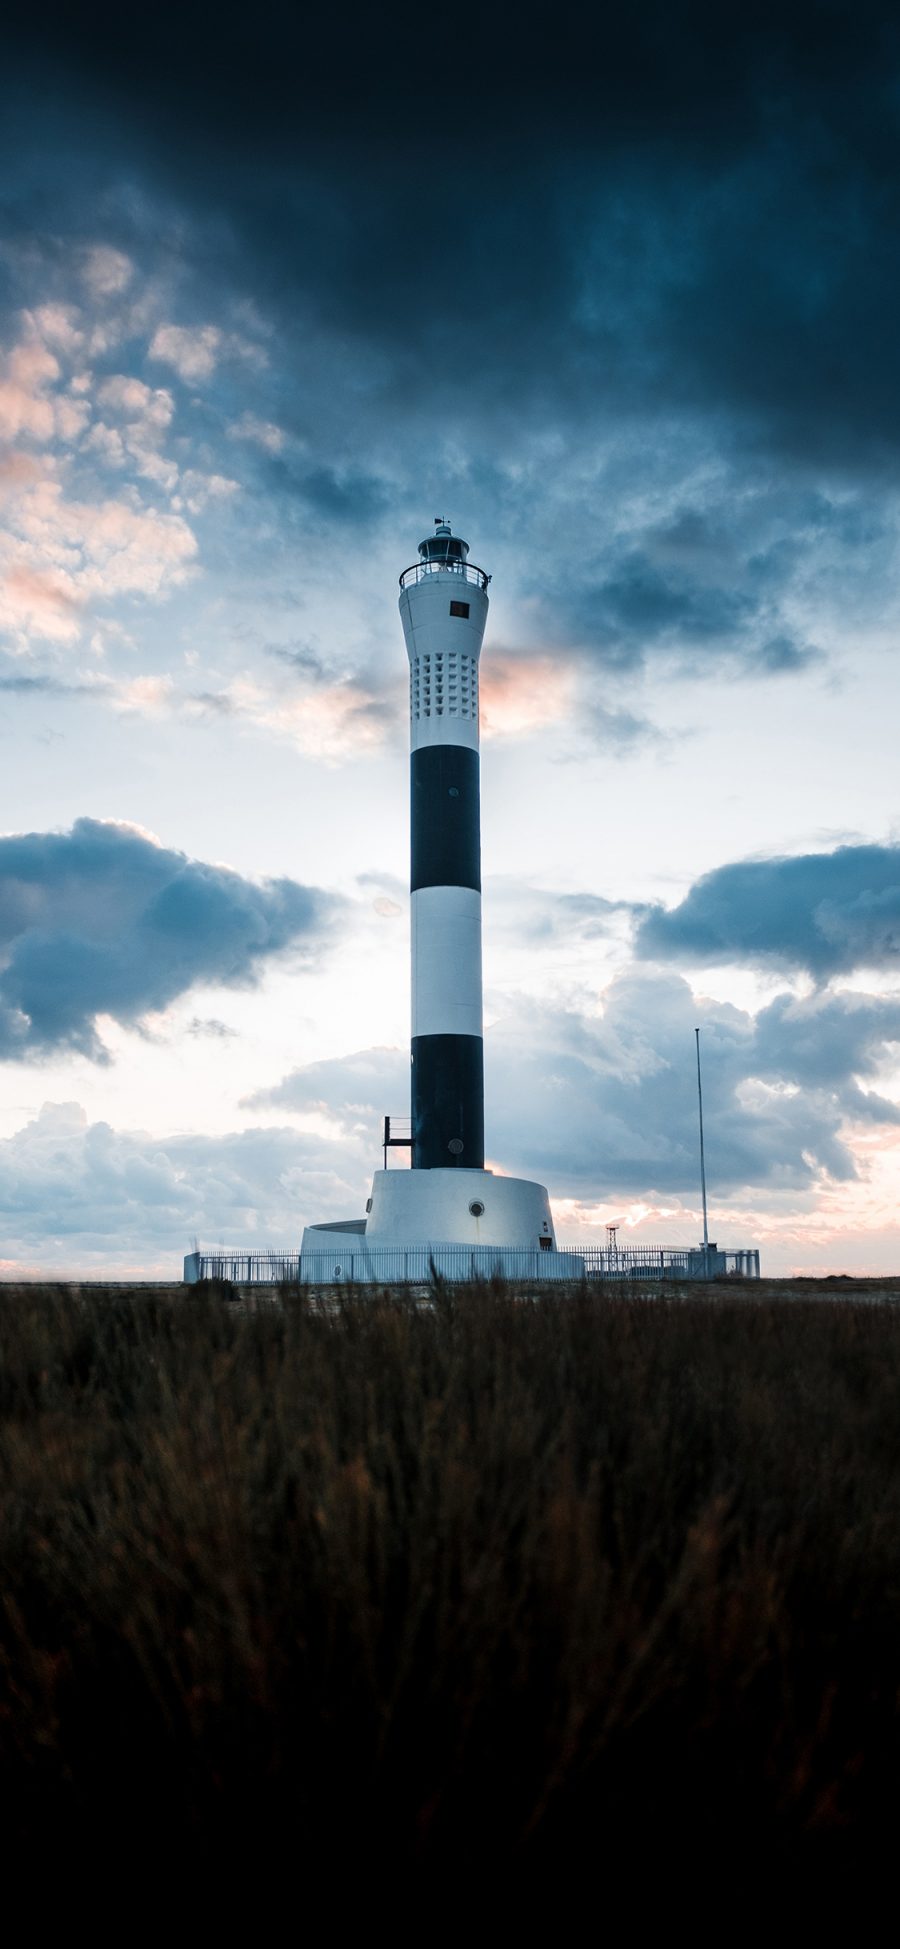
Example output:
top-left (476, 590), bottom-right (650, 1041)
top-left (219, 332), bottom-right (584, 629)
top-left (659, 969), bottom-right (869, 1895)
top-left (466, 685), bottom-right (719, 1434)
top-left (695, 1026), bottom-right (709, 1252)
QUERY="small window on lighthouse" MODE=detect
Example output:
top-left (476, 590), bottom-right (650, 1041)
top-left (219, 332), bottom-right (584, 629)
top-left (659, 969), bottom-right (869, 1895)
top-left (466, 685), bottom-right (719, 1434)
top-left (449, 600), bottom-right (470, 619)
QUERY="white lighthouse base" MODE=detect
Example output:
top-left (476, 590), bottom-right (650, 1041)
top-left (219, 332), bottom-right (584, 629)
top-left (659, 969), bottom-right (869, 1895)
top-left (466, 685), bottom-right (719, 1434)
top-left (299, 1168), bottom-right (576, 1283)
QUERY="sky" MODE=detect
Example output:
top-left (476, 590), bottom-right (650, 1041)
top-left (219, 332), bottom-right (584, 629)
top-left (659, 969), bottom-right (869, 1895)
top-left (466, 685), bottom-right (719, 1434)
top-left (3, 0), bottom-right (900, 1274)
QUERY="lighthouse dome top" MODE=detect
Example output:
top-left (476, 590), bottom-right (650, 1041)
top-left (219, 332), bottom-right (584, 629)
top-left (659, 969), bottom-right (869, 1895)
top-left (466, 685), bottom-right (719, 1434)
top-left (418, 517), bottom-right (470, 566)
top-left (399, 518), bottom-right (491, 592)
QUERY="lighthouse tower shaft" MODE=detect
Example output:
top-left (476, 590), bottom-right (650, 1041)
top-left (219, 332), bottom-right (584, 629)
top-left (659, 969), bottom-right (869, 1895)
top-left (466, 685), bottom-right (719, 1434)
top-left (399, 521), bottom-right (489, 1170)
top-left (296, 516), bottom-right (559, 1267)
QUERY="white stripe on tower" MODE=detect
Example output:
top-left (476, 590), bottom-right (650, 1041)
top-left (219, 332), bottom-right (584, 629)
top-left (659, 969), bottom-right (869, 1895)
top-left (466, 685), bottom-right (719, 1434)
top-left (399, 519), bottom-right (490, 1170)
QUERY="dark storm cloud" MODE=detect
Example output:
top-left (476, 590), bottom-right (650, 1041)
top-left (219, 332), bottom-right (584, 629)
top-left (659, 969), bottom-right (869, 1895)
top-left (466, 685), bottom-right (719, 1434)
top-left (279, 465), bottom-right (392, 528)
top-left (553, 552), bottom-right (817, 675)
top-left (5, 0), bottom-right (900, 453)
top-left (637, 844), bottom-right (900, 978)
top-left (0, 818), bottom-right (339, 1060)
top-left (4, 1), bottom-right (900, 697)
top-left (249, 968), bottom-right (900, 1199)
top-left (584, 556), bottom-right (752, 645)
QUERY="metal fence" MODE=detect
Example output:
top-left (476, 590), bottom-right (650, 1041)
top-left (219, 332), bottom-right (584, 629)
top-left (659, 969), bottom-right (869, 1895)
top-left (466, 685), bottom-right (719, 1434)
top-left (184, 1243), bottom-right (760, 1286)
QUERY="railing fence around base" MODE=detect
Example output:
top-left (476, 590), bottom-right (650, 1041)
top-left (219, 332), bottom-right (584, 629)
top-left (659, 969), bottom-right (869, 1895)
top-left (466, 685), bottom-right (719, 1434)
top-left (184, 1244), bottom-right (761, 1285)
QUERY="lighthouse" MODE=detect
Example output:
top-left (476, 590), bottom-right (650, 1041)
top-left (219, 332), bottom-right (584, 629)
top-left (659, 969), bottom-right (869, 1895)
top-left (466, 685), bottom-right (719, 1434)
top-left (184, 519), bottom-right (765, 1286)
top-left (403, 518), bottom-right (487, 1170)
top-left (298, 519), bottom-right (560, 1273)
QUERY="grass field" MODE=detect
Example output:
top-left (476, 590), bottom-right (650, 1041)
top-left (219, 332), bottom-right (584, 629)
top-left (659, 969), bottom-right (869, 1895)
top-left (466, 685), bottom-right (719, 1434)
top-left (1, 1275), bottom-right (899, 1897)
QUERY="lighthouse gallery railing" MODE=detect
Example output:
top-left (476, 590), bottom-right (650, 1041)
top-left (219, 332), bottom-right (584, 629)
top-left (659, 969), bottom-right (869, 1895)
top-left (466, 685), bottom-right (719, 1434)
top-left (399, 559), bottom-right (491, 591)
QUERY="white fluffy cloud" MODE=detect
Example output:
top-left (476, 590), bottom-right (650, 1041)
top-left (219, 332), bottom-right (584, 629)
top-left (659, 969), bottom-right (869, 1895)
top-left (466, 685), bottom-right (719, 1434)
top-left (96, 373), bottom-right (175, 435)
top-left (228, 411), bottom-right (285, 452)
top-left (0, 335), bottom-right (88, 445)
top-left (0, 1102), bottom-right (364, 1275)
top-left (0, 469), bottom-right (197, 643)
top-left (0, 307), bottom-right (200, 645)
top-left (89, 372), bottom-right (180, 490)
top-left (149, 322), bottom-right (223, 382)
top-left (78, 660), bottom-right (401, 757)
top-left (81, 246), bottom-right (135, 299)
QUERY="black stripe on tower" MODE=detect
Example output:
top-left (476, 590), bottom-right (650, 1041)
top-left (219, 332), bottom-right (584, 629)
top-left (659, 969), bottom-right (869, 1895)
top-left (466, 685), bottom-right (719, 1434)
top-left (411, 745), bottom-right (480, 892)
top-left (411, 1033), bottom-right (485, 1170)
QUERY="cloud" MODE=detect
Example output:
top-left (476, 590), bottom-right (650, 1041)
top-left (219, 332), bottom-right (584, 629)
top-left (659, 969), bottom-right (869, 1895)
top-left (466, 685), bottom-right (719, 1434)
top-left (81, 246), bottom-right (134, 299)
top-left (96, 372), bottom-right (174, 435)
top-left (587, 699), bottom-right (664, 750)
top-left (106, 675), bottom-right (176, 714)
top-left (261, 455), bottom-right (393, 527)
top-left (535, 502), bottom-right (826, 678)
top-left (0, 332), bottom-right (88, 445)
top-left (0, 662), bottom-right (243, 720)
top-left (0, 562), bottom-right (82, 638)
top-left (228, 412), bottom-right (284, 453)
top-left (175, 469), bottom-right (238, 514)
top-left (482, 973), bottom-right (900, 1196)
top-left (0, 670), bottom-right (86, 695)
top-left (0, 310), bottom-right (200, 648)
top-left (0, 1101), bottom-right (367, 1274)
top-left (3, 6), bottom-right (900, 788)
top-left (0, 817), bottom-right (340, 1060)
top-left (25, 303), bottom-right (85, 358)
top-left (245, 1046), bottom-right (406, 1123)
top-left (250, 969), bottom-right (900, 1201)
top-left (61, 655), bottom-right (401, 754)
top-left (222, 666), bottom-right (400, 760)
top-left (90, 372), bottom-right (179, 489)
top-left (4, 959), bottom-right (900, 1269)
top-left (5, 9), bottom-right (899, 710)
top-left (479, 652), bottom-right (577, 739)
top-left (498, 885), bottom-right (629, 944)
top-left (149, 323), bottom-right (223, 381)
top-left (7, 2), bottom-right (900, 481)
top-left (0, 466), bottom-right (197, 645)
top-left (637, 844), bottom-right (900, 978)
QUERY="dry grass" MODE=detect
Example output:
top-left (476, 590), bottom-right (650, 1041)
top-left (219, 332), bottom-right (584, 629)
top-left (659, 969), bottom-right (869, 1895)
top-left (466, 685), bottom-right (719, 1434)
top-left (1, 1275), bottom-right (899, 1897)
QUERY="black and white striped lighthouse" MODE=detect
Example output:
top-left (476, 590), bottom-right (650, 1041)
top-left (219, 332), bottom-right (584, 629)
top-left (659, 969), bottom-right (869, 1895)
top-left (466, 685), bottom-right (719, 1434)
top-left (399, 519), bottom-right (489, 1170)
top-left (299, 517), bottom-right (559, 1261)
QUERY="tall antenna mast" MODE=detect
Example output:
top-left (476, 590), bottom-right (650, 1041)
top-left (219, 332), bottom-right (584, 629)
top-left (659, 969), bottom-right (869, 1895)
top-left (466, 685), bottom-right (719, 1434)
top-left (695, 1026), bottom-right (709, 1251)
